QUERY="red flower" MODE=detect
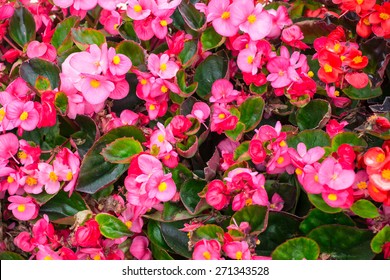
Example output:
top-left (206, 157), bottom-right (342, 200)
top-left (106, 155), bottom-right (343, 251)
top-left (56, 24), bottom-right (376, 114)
top-left (74, 219), bottom-right (101, 247)
top-left (334, 0), bottom-right (375, 14)
top-left (344, 48), bottom-right (368, 70)
top-left (369, 3), bottom-right (390, 38)
top-left (356, 16), bottom-right (372, 38)
top-left (317, 50), bottom-right (343, 83)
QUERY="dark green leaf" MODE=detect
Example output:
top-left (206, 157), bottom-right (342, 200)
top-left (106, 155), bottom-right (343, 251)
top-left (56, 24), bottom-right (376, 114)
top-left (296, 99), bottom-right (331, 130)
top-left (287, 129), bottom-right (331, 149)
top-left (299, 209), bottom-right (355, 234)
top-left (20, 58), bottom-right (60, 90)
top-left (9, 7), bottom-right (35, 47)
top-left (308, 194), bottom-right (342, 214)
top-left (225, 122), bottom-right (245, 142)
top-left (201, 26), bottom-right (225, 51)
top-left (0, 252), bottom-right (25, 260)
top-left (271, 237), bottom-right (320, 260)
top-left (160, 221), bottom-right (192, 258)
top-left (193, 225), bottom-right (224, 242)
top-left (101, 137), bottom-right (143, 164)
top-left (178, 40), bottom-right (198, 67)
top-left (55, 92), bottom-right (68, 115)
top-left (331, 132), bottom-right (367, 152)
top-left (308, 225), bottom-right (375, 259)
top-left (239, 97), bottom-right (265, 132)
top-left (116, 40), bottom-right (145, 67)
top-left (180, 179), bottom-right (207, 214)
top-left (95, 213), bottom-right (132, 239)
top-left (147, 220), bottom-right (172, 251)
top-left (51, 16), bottom-right (79, 54)
top-left (76, 126), bottom-right (145, 194)
top-left (370, 225), bottom-right (390, 254)
top-left (71, 28), bottom-right (106, 50)
top-left (71, 115), bottom-right (99, 158)
top-left (233, 141), bottom-right (250, 162)
top-left (176, 135), bottom-right (198, 158)
top-left (178, 1), bottom-right (206, 31)
top-left (150, 243), bottom-right (174, 260)
top-left (118, 21), bottom-right (139, 42)
top-left (350, 199), bottom-right (380, 219)
top-left (343, 84), bottom-right (382, 100)
top-left (230, 205), bottom-right (268, 235)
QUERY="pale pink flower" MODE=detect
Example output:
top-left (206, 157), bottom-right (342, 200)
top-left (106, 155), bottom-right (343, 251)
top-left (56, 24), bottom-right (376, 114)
top-left (267, 6), bottom-right (293, 38)
top-left (69, 44), bottom-right (108, 76)
top-left (193, 239), bottom-right (222, 260)
top-left (98, 0), bottom-right (126, 11)
top-left (27, 41), bottom-right (57, 62)
top-left (108, 47), bottom-right (132, 76)
top-left (237, 43), bottom-right (260, 74)
top-left (318, 157), bottom-right (355, 191)
top-left (130, 236), bottom-right (152, 260)
top-left (145, 171), bottom-right (176, 202)
top-left (79, 74), bottom-right (115, 105)
top-left (127, 0), bottom-right (152, 20)
top-left (6, 101), bottom-right (39, 131)
top-left (269, 193), bottom-right (284, 211)
top-left (153, 0), bottom-right (182, 10)
top-left (190, 102), bottom-right (210, 123)
top-left (302, 163), bottom-right (325, 194)
top-left (147, 53), bottom-right (179, 79)
top-left (8, 195), bottom-right (38, 221)
top-left (210, 79), bottom-right (240, 103)
top-left (223, 241), bottom-right (251, 260)
top-left (38, 160), bottom-right (70, 194)
top-left (103, 11), bottom-right (122, 35)
top-left (54, 0), bottom-right (98, 11)
top-left (206, 0), bottom-right (239, 37)
top-left (151, 11), bottom-right (174, 39)
top-left (36, 245), bottom-right (62, 260)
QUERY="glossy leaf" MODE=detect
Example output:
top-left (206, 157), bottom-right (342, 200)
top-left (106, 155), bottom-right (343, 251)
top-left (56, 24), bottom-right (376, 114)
top-left (194, 55), bottom-right (228, 99)
top-left (51, 16), bottom-right (79, 54)
top-left (101, 137), bottom-right (143, 164)
top-left (296, 99), bottom-right (331, 130)
top-left (178, 40), bottom-right (198, 68)
top-left (116, 40), bottom-right (145, 67)
top-left (9, 7), bottom-right (35, 47)
top-left (160, 221), bottom-right (192, 258)
top-left (193, 225), bottom-right (224, 242)
top-left (95, 213), bottom-right (132, 239)
top-left (287, 129), bottom-right (331, 149)
top-left (71, 116), bottom-right (99, 158)
top-left (55, 92), bottom-right (68, 115)
top-left (144, 202), bottom-right (196, 222)
top-left (230, 205), bottom-right (268, 235)
top-left (20, 58), bottom-right (60, 90)
top-left (239, 97), bottom-right (265, 132)
top-left (201, 26), bottom-right (225, 51)
top-left (271, 237), bottom-right (320, 260)
top-left (308, 194), bottom-right (342, 214)
top-left (350, 199), bottom-right (380, 219)
top-left (176, 135), bottom-right (198, 158)
top-left (76, 126), bottom-right (145, 194)
top-left (71, 28), bottom-right (106, 50)
top-left (147, 220), bottom-right (172, 252)
top-left (370, 225), bottom-right (390, 254)
top-left (331, 132), bottom-right (367, 152)
top-left (343, 84), bottom-right (382, 100)
top-left (308, 225), bottom-right (375, 259)
top-left (118, 21), bottom-right (139, 42)
top-left (150, 243), bottom-right (174, 260)
top-left (233, 141), bottom-right (250, 162)
top-left (299, 209), bottom-right (355, 234)
top-left (0, 252), bottom-right (25, 260)
top-left (178, 1), bottom-right (206, 31)
top-left (180, 179), bottom-right (207, 214)
top-left (225, 122), bottom-right (245, 142)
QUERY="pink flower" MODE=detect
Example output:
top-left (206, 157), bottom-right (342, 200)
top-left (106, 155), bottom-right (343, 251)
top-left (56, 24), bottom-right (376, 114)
top-left (98, 0), bottom-right (125, 11)
top-left (322, 187), bottom-right (354, 208)
top-left (6, 101), bottom-right (39, 131)
top-left (14, 232), bottom-right (35, 252)
top-left (148, 53), bottom-right (179, 79)
top-left (206, 180), bottom-right (229, 210)
top-left (151, 11), bottom-right (174, 39)
top-left (190, 102), bottom-right (210, 123)
top-left (54, 0), bottom-right (98, 11)
top-left (102, 10), bottom-right (121, 35)
top-left (0, 4), bottom-right (14, 21)
top-left (108, 47), bottom-right (132, 76)
top-left (326, 119), bottom-right (348, 138)
top-left (38, 160), bottom-right (70, 194)
top-left (318, 157), bottom-right (355, 191)
top-left (210, 104), bottom-right (238, 134)
top-left (36, 245), bottom-right (62, 260)
top-left (223, 241), bottom-right (251, 260)
top-left (8, 195), bottom-right (38, 221)
top-left (145, 171), bottom-right (176, 202)
top-left (281, 25), bottom-right (309, 49)
top-left (267, 6), bottom-right (292, 38)
top-left (269, 193), bottom-right (284, 211)
top-left (206, 0), bottom-right (239, 37)
top-left (249, 139), bottom-right (266, 164)
top-left (302, 163), bottom-right (324, 194)
top-left (192, 239), bottom-right (222, 260)
top-left (127, 0), bottom-right (152, 20)
top-left (230, 0), bottom-right (272, 41)
top-left (0, 133), bottom-right (19, 160)
top-left (75, 219), bottom-right (101, 247)
top-left (133, 16), bottom-right (155, 41)
top-left (130, 236), bottom-right (152, 260)
top-left (26, 41), bottom-right (57, 62)
top-left (237, 44), bottom-right (260, 75)
top-left (79, 74), bottom-right (115, 105)
top-left (210, 79), bottom-right (240, 103)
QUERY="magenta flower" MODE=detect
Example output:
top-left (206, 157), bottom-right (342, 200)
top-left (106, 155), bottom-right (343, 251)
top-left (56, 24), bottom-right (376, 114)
top-left (210, 79), bottom-right (240, 103)
top-left (0, 133), bottom-right (19, 160)
top-left (148, 53), bottom-right (179, 79)
top-left (8, 195), bottom-right (38, 221)
top-left (193, 239), bottom-right (222, 260)
top-left (27, 41), bottom-right (56, 62)
top-left (130, 236), bottom-right (152, 260)
top-left (206, 0), bottom-right (239, 37)
top-left (210, 104), bottom-right (238, 134)
top-left (223, 241), bottom-right (251, 260)
top-left (318, 157), bottom-right (355, 191)
top-left (6, 100), bottom-right (39, 131)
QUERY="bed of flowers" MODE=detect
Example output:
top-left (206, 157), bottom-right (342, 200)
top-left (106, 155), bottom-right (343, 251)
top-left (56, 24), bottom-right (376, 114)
top-left (0, 0), bottom-right (390, 260)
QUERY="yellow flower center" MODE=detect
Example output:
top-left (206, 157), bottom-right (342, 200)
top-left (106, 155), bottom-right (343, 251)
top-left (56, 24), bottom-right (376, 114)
top-left (161, 85), bottom-right (168, 93)
top-left (247, 55), bottom-right (254, 64)
top-left (245, 198), bottom-right (253, 206)
top-left (125, 221), bottom-right (133, 229)
top-left (44, 256), bottom-right (53, 260)
top-left (113, 24), bottom-right (119, 30)
top-left (376, 153), bottom-right (385, 163)
top-left (18, 151), bottom-right (28, 160)
top-left (66, 171), bottom-right (73, 181)
top-left (341, 55), bottom-right (346, 61)
top-left (90, 79), bottom-right (101, 88)
top-left (332, 174), bottom-right (338, 180)
top-left (140, 79), bottom-right (147, 85)
top-left (7, 176), bottom-right (14, 183)
top-left (158, 182), bottom-right (167, 192)
top-left (93, 255), bottom-right (101, 260)
top-left (49, 171), bottom-right (58, 182)
top-left (278, 70), bottom-right (285, 77)
top-left (307, 71), bottom-right (314, 78)
top-left (133, 4), bottom-right (142, 13)
top-left (218, 113), bottom-right (226, 119)
top-left (0, 108), bottom-right (5, 121)
top-left (295, 168), bottom-right (303, 176)
top-left (356, 0), bottom-right (363, 5)
top-left (247, 14), bottom-right (256, 24)
top-left (221, 11), bottom-right (230, 20)
top-left (380, 13), bottom-right (390, 20)
top-left (26, 176), bottom-right (37, 186)
top-left (352, 56), bottom-right (363, 64)
top-left (277, 156), bottom-right (284, 164)
top-left (203, 251), bottom-right (211, 260)
top-left (357, 181), bottom-right (367, 190)
top-left (328, 193), bottom-right (338, 201)
top-left (17, 204), bottom-right (26, 212)
top-left (112, 55), bottom-right (121, 65)
top-left (381, 169), bottom-right (390, 180)
top-left (160, 20), bottom-right (168, 27)
top-left (334, 90), bottom-right (340, 97)
top-left (363, 18), bottom-right (370, 25)
top-left (236, 251), bottom-right (243, 260)
top-left (324, 64), bottom-right (333, 73)
top-left (149, 104), bottom-right (156, 111)
top-left (160, 63), bottom-right (167, 71)
top-left (314, 174), bottom-right (319, 182)
top-left (280, 141), bottom-right (287, 147)
top-left (157, 134), bottom-right (165, 142)
top-left (333, 43), bottom-right (341, 52)
top-left (20, 112), bottom-right (28, 121)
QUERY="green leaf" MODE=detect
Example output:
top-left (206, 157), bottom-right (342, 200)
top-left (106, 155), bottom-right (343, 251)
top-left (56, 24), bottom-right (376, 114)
top-left (180, 179), bottom-right (208, 214)
top-left (176, 70), bottom-right (198, 96)
top-left (299, 209), bottom-right (355, 234)
top-left (256, 212), bottom-right (301, 256)
top-left (331, 132), bottom-right (367, 152)
top-left (51, 16), bottom-right (79, 54)
top-left (350, 199), bottom-right (380, 219)
top-left (71, 28), bottom-right (106, 50)
top-left (296, 99), bottom-right (331, 130)
top-left (249, 84), bottom-right (267, 95)
top-left (370, 225), bottom-right (390, 254)
top-left (201, 26), bottom-right (225, 51)
top-left (55, 92), bottom-right (68, 115)
top-left (343, 84), bottom-right (382, 100)
top-left (160, 221), bottom-right (192, 258)
top-left (71, 116), bottom-right (99, 158)
top-left (194, 55), bottom-right (228, 99)
top-left (230, 205), bottom-right (268, 235)
top-left (178, 1), bottom-right (206, 31)
top-left (233, 141), bottom-right (250, 162)
top-left (76, 126), bottom-right (146, 194)
top-left (35, 76), bottom-right (51, 91)
top-left (39, 191), bottom-right (88, 223)
top-left (20, 58), bottom-right (60, 90)
top-left (176, 135), bottom-right (198, 158)
top-left (178, 40), bottom-right (198, 68)
top-left (193, 225), bottom-right (224, 242)
top-left (225, 122), bottom-right (245, 142)
top-left (150, 243), bottom-right (174, 260)
top-left (308, 225), bottom-right (375, 259)
top-left (287, 129), bottom-right (331, 149)
top-left (271, 237), bottom-right (320, 260)
top-left (147, 220), bottom-right (172, 251)
top-left (239, 97), bottom-right (265, 132)
top-left (118, 21), bottom-right (139, 42)
top-left (101, 137), bottom-right (143, 164)
top-left (0, 252), bottom-right (25, 260)
top-left (308, 194), bottom-right (342, 214)
top-left (9, 7), bottom-right (36, 47)
top-left (116, 40), bottom-right (145, 67)
top-left (264, 181), bottom-right (298, 212)
top-left (95, 213), bottom-right (132, 239)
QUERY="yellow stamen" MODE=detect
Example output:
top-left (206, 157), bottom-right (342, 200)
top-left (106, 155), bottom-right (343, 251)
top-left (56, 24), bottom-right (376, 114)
top-left (247, 55), bottom-right (254, 64)
top-left (160, 20), bottom-right (168, 27)
top-left (158, 182), bottom-right (167, 192)
top-left (340, 55), bottom-right (346, 61)
top-left (295, 168), bottom-right (303, 176)
top-left (26, 176), bottom-right (37, 186)
top-left (157, 134), bottom-right (165, 142)
top-left (221, 11), bottom-right (230, 20)
top-left (277, 156), bottom-right (284, 164)
top-left (203, 251), bottom-right (211, 260)
top-left (112, 55), bottom-right (121, 65)
top-left (160, 63), bottom-right (167, 71)
top-left (333, 43), bottom-right (341, 52)
top-left (7, 176), bottom-right (14, 183)
top-left (49, 171), bottom-right (58, 182)
top-left (90, 79), bottom-right (101, 88)
top-left (332, 174), bottom-right (338, 180)
top-left (44, 256), bottom-right (53, 260)
top-left (334, 90), bottom-right (340, 97)
top-left (218, 113), bottom-right (226, 119)
top-left (245, 198), bottom-right (253, 206)
top-left (381, 169), bottom-right (390, 180)
top-left (278, 70), bottom-right (285, 76)
top-left (356, 0), bottom-right (363, 4)
top-left (357, 181), bottom-right (367, 190)
top-left (93, 255), bottom-right (101, 260)
top-left (324, 64), bottom-right (333, 73)
top-left (113, 24), bottom-right (119, 30)
top-left (0, 108), bottom-right (5, 121)
top-left (328, 193), bottom-right (338, 201)
top-left (18, 151), bottom-right (27, 160)
top-left (314, 174), bottom-right (319, 182)
top-left (125, 221), bottom-right (133, 229)
top-left (66, 171), bottom-right (73, 181)
top-left (308, 71), bottom-right (314, 78)
top-left (149, 104), bottom-right (156, 111)
top-left (17, 204), bottom-right (26, 212)
top-left (140, 79), bottom-right (147, 85)
top-left (133, 4), bottom-right (142, 13)
top-left (20, 112), bottom-right (28, 121)
top-left (161, 85), bottom-right (168, 93)
top-left (380, 13), bottom-right (390, 20)
top-left (280, 141), bottom-right (287, 147)
top-left (363, 18), bottom-right (370, 25)
top-left (352, 56), bottom-right (363, 64)
top-left (376, 153), bottom-right (385, 163)
top-left (236, 251), bottom-right (243, 260)
top-left (247, 14), bottom-right (256, 24)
